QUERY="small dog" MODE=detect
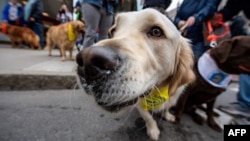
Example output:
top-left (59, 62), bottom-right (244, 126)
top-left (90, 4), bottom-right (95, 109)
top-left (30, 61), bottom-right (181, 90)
top-left (0, 23), bottom-right (41, 49)
top-left (76, 9), bottom-right (195, 140)
top-left (45, 21), bottom-right (85, 61)
top-left (173, 36), bottom-right (250, 132)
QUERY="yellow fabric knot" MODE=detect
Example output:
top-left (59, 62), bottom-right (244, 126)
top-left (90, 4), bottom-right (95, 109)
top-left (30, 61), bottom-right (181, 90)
top-left (68, 24), bottom-right (77, 42)
top-left (140, 85), bottom-right (169, 111)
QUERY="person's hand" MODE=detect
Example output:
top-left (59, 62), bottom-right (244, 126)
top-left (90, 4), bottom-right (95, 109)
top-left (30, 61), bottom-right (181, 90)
top-left (178, 20), bottom-right (186, 29)
top-left (186, 16), bottom-right (196, 27)
top-left (30, 17), bottom-right (35, 22)
top-left (210, 13), bottom-right (223, 27)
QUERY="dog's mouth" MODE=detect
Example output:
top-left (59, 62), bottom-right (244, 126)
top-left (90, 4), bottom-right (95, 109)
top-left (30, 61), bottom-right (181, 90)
top-left (78, 71), bottom-right (153, 112)
top-left (99, 89), bottom-right (152, 112)
top-left (97, 98), bottom-right (138, 112)
top-left (76, 45), bottom-right (154, 112)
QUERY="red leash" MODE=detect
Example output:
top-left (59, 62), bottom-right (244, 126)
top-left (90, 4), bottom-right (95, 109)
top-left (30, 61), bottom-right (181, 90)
top-left (206, 14), bottom-right (230, 47)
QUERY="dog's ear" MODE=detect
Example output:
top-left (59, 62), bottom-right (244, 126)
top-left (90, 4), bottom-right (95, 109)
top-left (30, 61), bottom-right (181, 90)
top-left (72, 21), bottom-right (84, 30)
top-left (168, 37), bottom-right (195, 96)
top-left (210, 38), bottom-right (237, 63)
top-left (108, 24), bottom-right (116, 38)
top-left (108, 15), bottom-right (120, 38)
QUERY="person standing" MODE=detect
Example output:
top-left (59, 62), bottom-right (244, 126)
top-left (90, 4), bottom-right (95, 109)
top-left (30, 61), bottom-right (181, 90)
top-left (174, 0), bottom-right (221, 59)
top-left (24, 0), bottom-right (45, 48)
top-left (56, 4), bottom-right (73, 23)
top-left (73, 1), bottom-right (83, 21)
top-left (81, 0), bottom-right (118, 49)
top-left (2, 0), bottom-right (24, 26)
top-left (115, 0), bottom-right (137, 12)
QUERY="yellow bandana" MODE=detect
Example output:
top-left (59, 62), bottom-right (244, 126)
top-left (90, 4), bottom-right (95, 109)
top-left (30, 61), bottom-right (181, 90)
top-left (68, 24), bottom-right (77, 42)
top-left (140, 85), bottom-right (169, 111)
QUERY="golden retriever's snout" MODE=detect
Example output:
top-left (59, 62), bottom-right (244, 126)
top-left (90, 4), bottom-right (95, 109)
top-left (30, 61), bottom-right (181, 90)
top-left (77, 46), bottom-right (121, 82)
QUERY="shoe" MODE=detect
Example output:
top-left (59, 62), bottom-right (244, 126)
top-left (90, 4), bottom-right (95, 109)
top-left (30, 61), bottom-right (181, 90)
top-left (218, 103), bottom-right (250, 118)
top-left (231, 117), bottom-right (250, 125)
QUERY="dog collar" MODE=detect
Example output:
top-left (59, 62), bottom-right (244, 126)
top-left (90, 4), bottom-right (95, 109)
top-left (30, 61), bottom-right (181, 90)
top-left (198, 52), bottom-right (232, 88)
top-left (68, 24), bottom-right (77, 42)
top-left (1, 23), bottom-right (7, 34)
top-left (140, 85), bottom-right (169, 111)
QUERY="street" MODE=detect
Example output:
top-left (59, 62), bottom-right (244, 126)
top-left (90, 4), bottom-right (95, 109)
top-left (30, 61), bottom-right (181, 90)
top-left (0, 83), bottom-right (238, 141)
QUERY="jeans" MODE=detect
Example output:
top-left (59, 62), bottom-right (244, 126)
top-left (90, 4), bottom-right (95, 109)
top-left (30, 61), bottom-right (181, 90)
top-left (192, 41), bottom-right (209, 59)
top-left (29, 22), bottom-right (45, 48)
top-left (238, 74), bottom-right (250, 109)
top-left (82, 3), bottom-right (113, 49)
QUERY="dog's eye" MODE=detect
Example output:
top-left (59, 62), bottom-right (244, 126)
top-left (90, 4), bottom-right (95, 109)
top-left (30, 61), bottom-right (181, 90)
top-left (148, 27), bottom-right (164, 37)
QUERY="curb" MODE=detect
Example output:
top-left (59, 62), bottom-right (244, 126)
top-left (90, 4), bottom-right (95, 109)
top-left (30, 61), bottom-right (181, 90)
top-left (0, 72), bottom-right (80, 90)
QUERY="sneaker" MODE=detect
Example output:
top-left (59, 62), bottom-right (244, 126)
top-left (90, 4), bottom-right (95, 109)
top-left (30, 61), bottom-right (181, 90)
top-left (231, 117), bottom-right (250, 125)
top-left (218, 103), bottom-right (250, 118)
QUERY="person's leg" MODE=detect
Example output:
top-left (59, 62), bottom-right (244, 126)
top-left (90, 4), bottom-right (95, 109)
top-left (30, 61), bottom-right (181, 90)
top-left (82, 3), bottom-right (101, 49)
top-left (98, 7), bottom-right (113, 41)
top-left (30, 22), bottom-right (45, 48)
top-left (238, 74), bottom-right (250, 109)
top-left (192, 42), bottom-right (208, 59)
top-left (218, 74), bottom-right (250, 118)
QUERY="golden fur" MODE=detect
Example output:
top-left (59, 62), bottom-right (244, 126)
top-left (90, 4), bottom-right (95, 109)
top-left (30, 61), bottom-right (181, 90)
top-left (45, 21), bottom-right (85, 61)
top-left (77, 9), bottom-right (195, 140)
top-left (0, 23), bottom-right (41, 49)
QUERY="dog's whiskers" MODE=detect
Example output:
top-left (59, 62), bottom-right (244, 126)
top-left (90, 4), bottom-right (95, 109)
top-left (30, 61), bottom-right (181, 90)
top-left (119, 105), bottom-right (135, 127)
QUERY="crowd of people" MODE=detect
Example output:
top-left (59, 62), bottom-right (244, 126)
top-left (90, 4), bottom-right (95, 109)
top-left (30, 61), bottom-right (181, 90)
top-left (1, 0), bottom-right (250, 125)
top-left (2, 0), bottom-right (44, 48)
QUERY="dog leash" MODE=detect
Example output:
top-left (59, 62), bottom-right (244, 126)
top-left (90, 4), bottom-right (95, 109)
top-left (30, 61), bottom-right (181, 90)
top-left (205, 14), bottom-right (230, 48)
top-left (179, 23), bottom-right (189, 36)
top-left (75, 32), bottom-right (84, 52)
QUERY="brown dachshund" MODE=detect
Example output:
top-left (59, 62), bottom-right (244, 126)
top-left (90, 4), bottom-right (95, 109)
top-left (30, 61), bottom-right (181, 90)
top-left (173, 36), bottom-right (250, 132)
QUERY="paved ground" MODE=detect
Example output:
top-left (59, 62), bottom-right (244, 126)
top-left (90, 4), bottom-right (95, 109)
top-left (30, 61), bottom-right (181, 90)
top-left (1, 87), bottom-right (238, 141)
top-left (0, 44), bottom-right (239, 141)
top-left (0, 44), bottom-right (79, 90)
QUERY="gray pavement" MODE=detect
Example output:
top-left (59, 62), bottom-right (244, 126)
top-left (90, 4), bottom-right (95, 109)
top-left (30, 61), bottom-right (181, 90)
top-left (0, 44), bottom-right (79, 90)
top-left (0, 44), bottom-right (239, 141)
top-left (1, 88), bottom-right (236, 141)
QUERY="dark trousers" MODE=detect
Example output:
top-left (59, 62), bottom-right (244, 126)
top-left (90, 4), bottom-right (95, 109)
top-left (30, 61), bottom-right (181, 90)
top-left (29, 22), bottom-right (45, 48)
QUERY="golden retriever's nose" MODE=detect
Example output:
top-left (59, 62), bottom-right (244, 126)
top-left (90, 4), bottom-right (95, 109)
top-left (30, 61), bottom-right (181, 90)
top-left (77, 46), bottom-right (120, 81)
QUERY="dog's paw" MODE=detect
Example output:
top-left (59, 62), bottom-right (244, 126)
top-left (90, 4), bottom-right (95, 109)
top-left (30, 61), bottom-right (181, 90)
top-left (61, 57), bottom-right (66, 61)
top-left (147, 126), bottom-right (160, 141)
top-left (164, 111), bottom-right (176, 122)
top-left (207, 119), bottom-right (222, 132)
top-left (174, 116), bottom-right (181, 124)
top-left (192, 113), bottom-right (204, 125)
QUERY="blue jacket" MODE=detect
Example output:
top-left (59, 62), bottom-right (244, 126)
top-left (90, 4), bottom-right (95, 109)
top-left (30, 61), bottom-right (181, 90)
top-left (27, 0), bottom-right (43, 24)
top-left (174, 0), bottom-right (220, 43)
top-left (83, 0), bottom-right (118, 14)
top-left (2, 2), bottom-right (24, 25)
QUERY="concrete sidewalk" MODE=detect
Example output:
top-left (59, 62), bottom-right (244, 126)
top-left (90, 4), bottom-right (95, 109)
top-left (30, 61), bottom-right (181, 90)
top-left (0, 83), bottom-right (239, 141)
top-left (0, 89), bottom-right (227, 141)
top-left (0, 44), bottom-right (79, 90)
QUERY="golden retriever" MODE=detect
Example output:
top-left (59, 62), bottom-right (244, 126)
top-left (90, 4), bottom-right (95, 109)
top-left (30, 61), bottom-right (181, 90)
top-left (0, 23), bottom-right (41, 49)
top-left (45, 21), bottom-right (85, 61)
top-left (76, 9), bottom-right (195, 140)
